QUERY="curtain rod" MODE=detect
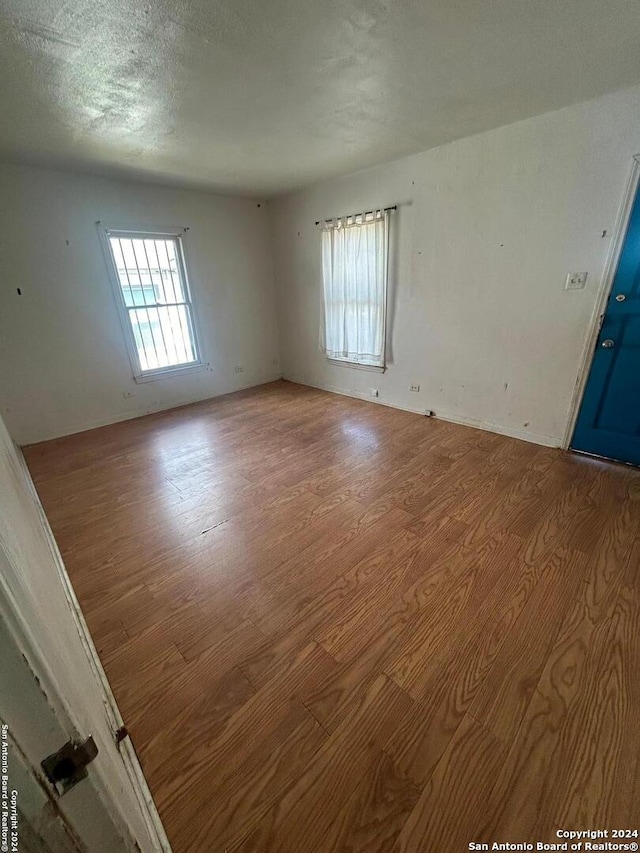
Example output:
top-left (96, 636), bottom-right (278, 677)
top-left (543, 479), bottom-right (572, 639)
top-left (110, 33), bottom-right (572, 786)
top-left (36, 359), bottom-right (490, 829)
top-left (315, 205), bottom-right (397, 226)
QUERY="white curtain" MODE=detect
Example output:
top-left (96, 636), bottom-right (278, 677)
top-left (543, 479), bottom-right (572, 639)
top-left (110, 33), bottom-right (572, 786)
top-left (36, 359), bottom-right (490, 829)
top-left (321, 211), bottom-right (389, 368)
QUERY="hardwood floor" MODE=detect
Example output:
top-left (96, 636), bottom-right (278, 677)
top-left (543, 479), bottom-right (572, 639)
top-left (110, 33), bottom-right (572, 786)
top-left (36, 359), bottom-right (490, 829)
top-left (23, 380), bottom-right (640, 852)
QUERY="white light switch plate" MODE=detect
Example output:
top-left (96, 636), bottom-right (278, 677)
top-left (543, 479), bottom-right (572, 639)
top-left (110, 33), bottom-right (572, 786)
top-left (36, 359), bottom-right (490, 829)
top-left (565, 271), bottom-right (588, 290)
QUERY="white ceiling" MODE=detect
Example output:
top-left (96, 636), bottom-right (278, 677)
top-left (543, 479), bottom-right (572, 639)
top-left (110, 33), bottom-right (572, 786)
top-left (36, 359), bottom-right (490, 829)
top-left (2, 0), bottom-right (640, 196)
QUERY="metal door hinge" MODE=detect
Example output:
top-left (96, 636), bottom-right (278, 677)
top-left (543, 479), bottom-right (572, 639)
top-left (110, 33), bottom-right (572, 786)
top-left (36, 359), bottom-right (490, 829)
top-left (115, 726), bottom-right (129, 749)
top-left (41, 736), bottom-right (98, 795)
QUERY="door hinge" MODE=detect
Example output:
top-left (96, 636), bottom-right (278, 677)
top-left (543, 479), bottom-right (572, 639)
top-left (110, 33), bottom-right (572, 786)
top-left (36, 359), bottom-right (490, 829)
top-left (41, 735), bottom-right (98, 795)
top-left (115, 726), bottom-right (129, 750)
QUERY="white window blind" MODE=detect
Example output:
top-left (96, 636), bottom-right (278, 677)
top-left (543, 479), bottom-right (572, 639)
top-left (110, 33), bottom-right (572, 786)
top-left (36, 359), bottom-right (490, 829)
top-left (320, 210), bottom-right (389, 368)
top-left (105, 231), bottom-right (201, 378)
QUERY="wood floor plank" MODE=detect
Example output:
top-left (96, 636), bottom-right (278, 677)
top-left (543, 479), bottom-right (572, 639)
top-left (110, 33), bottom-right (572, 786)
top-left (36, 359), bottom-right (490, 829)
top-left (158, 640), bottom-right (337, 829)
top-left (176, 616), bottom-right (265, 665)
top-left (136, 665), bottom-right (256, 793)
top-left (477, 551), bottom-right (628, 843)
top-left (314, 517), bottom-right (465, 660)
top-left (319, 751), bottom-right (420, 853)
top-left (468, 548), bottom-right (587, 746)
top-left (385, 538), bottom-right (560, 788)
top-left (249, 498), bottom-right (415, 637)
top-left (383, 530), bottom-right (525, 698)
top-left (548, 539), bottom-right (640, 831)
top-left (21, 380), bottom-right (640, 853)
top-left (170, 701), bottom-right (327, 852)
top-left (393, 714), bottom-right (506, 853)
top-left (237, 526), bottom-right (420, 690)
top-left (101, 638), bottom-right (186, 720)
top-left (228, 673), bottom-right (413, 853)
top-left (612, 543), bottom-right (640, 825)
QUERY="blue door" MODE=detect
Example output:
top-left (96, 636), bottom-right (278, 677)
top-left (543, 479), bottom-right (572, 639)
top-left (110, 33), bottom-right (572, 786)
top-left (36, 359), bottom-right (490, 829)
top-left (572, 185), bottom-right (640, 466)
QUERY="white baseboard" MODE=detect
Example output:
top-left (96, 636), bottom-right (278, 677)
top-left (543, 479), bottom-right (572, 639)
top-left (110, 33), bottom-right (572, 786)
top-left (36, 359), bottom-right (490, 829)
top-left (22, 373), bottom-right (283, 445)
top-left (283, 373), bottom-right (560, 449)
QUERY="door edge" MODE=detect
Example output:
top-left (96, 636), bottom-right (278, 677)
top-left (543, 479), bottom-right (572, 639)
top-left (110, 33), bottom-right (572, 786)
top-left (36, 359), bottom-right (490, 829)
top-left (562, 154), bottom-right (640, 450)
top-left (12, 442), bottom-right (173, 853)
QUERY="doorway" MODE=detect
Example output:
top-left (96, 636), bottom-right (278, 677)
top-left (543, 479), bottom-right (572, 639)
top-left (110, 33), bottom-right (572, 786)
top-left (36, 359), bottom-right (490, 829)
top-left (572, 164), bottom-right (640, 466)
top-left (0, 413), bottom-right (171, 852)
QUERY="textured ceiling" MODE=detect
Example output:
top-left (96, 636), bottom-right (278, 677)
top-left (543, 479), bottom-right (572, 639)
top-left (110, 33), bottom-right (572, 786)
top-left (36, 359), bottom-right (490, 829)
top-left (1, 0), bottom-right (640, 196)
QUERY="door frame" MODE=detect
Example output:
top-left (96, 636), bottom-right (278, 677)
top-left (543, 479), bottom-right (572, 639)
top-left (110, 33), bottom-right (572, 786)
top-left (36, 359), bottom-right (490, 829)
top-left (5, 442), bottom-right (172, 851)
top-left (562, 154), bottom-right (640, 451)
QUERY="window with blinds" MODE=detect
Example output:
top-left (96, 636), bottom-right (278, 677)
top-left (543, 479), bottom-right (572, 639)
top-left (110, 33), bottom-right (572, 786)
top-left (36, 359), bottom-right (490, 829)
top-left (103, 229), bottom-right (202, 380)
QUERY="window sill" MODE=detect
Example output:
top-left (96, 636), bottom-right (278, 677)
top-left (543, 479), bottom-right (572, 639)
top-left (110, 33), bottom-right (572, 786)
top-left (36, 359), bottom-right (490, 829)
top-left (327, 358), bottom-right (385, 374)
top-left (133, 362), bottom-right (208, 383)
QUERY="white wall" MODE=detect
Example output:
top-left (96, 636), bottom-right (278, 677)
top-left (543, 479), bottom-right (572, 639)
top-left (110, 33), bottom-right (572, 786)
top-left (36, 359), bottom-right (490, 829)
top-left (270, 84), bottom-right (640, 447)
top-left (4, 84), bottom-right (640, 449)
top-left (0, 165), bottom-right (281, 444)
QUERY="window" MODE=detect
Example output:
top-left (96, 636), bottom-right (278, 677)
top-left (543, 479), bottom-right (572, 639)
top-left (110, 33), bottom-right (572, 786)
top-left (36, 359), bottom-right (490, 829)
top-left (102, 228), bottom-right (202, 380)
top-left (320, 210), bottom-right (389, 369)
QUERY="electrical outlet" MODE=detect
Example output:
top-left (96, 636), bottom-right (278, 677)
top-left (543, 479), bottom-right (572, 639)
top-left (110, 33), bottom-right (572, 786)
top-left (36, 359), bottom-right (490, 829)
top-left (565, 272), bottom-right (588, 290)
top-left (235, 365), bottom-right (245, 373)
top-left (371, 389), bottom-right (379, 398)
top-left (409, 383), bottom-right (421, 392)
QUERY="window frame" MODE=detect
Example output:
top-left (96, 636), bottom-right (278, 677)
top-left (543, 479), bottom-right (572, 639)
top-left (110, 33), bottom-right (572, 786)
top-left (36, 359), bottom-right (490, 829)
top-left (320, 211), bottom-right (390, 371)
top-left (327, 357), bottom-right (386, 373)
top-left (98, 224), bottom-right (205, 383)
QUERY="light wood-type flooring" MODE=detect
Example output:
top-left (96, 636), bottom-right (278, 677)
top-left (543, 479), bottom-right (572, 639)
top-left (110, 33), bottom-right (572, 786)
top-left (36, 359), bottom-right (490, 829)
top-left (23, 381), bottom-right (640, 852)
